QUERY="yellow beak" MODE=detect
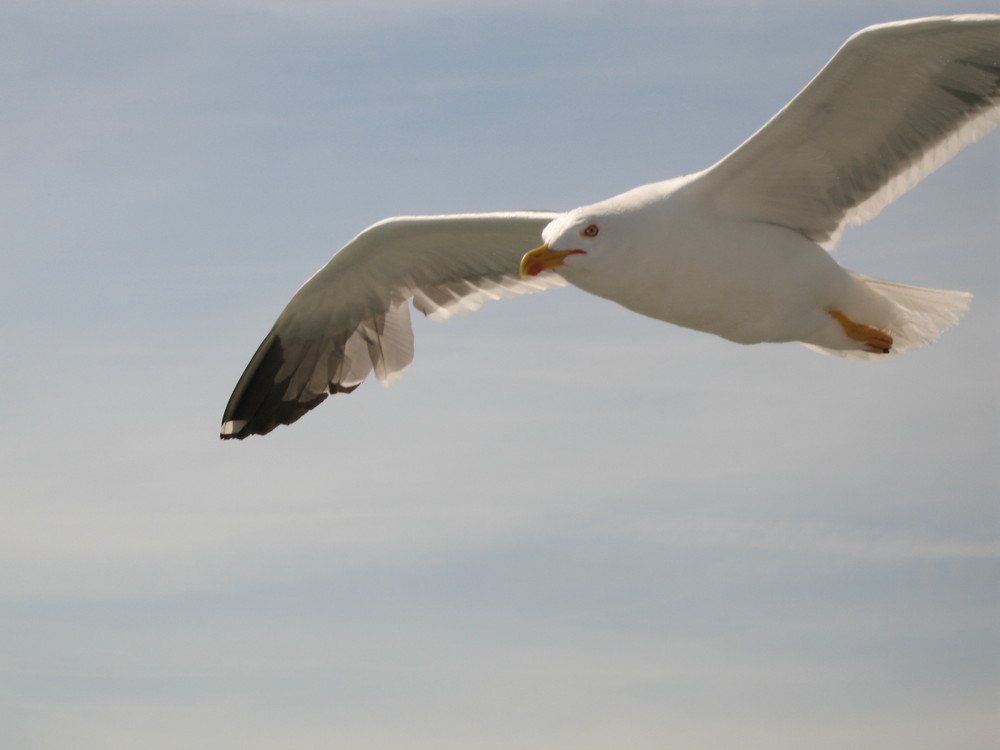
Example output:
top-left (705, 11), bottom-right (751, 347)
top-left (519, 244), bottom-right (586, 277)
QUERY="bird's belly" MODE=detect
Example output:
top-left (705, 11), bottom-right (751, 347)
top-left (570, 221), bottom-right (849, 344)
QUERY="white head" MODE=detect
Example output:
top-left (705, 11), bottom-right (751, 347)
top-left (519, 206), bottom-right (619, 279)
top-left (520, 179), bottom-right (677, 280)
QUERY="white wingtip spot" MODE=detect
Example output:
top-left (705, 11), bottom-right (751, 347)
top-left (220, 420), bottom-right (246, 436)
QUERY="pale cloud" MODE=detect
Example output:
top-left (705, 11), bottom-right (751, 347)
top-left (35, 0), bottom-right (578, 29)
top-left (632, 514), bottom-right (1000, 561)
top-left (1, 2), bottom-right (997, 748)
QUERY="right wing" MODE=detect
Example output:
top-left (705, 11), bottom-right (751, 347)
top-left (220, 211), bottom-right (564, 439)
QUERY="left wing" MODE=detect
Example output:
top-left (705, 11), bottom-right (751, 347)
top-left (221, 211), bottom-right (563, 439)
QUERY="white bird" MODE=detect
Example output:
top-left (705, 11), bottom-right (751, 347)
top-left (221, 15), bottom-right (1000, 439)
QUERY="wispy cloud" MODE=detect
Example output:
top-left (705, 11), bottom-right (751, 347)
top-left (632, 514), bottom-right (1000, 561)
top-left (2, 3), bottom-right (997, 748)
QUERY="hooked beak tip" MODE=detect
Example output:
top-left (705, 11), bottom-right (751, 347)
top-left (519, 244), bottom-right (548, 277)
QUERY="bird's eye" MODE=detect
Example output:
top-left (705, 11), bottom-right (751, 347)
top-left (582, 224), bottom-right (599, 238)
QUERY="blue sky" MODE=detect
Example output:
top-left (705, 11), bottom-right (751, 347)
top-left (2, 1), bottom-right (998, 748)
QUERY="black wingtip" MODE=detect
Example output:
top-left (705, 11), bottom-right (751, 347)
top-left (220, 333), bottom-right (329, 439)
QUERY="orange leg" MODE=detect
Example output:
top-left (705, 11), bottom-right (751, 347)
top-left (828, 310), bottom-right (893, 354)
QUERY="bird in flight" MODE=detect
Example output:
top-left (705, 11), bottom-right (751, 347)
top-left (221, 15), bottom-right (1000, 439)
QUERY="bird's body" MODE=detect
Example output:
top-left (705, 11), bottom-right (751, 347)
top-left (222, 15), bottom-right (1000, 439)
top-left (538, 173), bottom-right (966, 356)
top-left (543, 175), bottom-right (856, 347)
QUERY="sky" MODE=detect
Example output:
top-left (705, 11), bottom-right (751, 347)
top-left (2, 1), bottom-right (998, 748)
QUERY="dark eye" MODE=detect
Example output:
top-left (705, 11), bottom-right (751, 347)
top-left (582, 224), bottom-right (599, 238)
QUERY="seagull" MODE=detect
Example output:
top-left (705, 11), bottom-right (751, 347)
top-left (221, 15), bottom-right (1000, 439)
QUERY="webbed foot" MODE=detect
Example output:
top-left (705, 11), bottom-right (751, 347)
top-left (828, 310), bottom-right (893, 354)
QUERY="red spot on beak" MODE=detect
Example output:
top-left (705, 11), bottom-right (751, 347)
top-left (520, 245), bottom-right (586, 277)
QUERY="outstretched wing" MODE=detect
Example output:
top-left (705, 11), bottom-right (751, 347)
top-left (695, 14), bottom-right (1000, 248)
top-left (221, 211), bottom-right (563, 439)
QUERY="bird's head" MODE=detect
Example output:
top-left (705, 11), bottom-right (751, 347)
top-left (519, 209), bottom-right (611, 278)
